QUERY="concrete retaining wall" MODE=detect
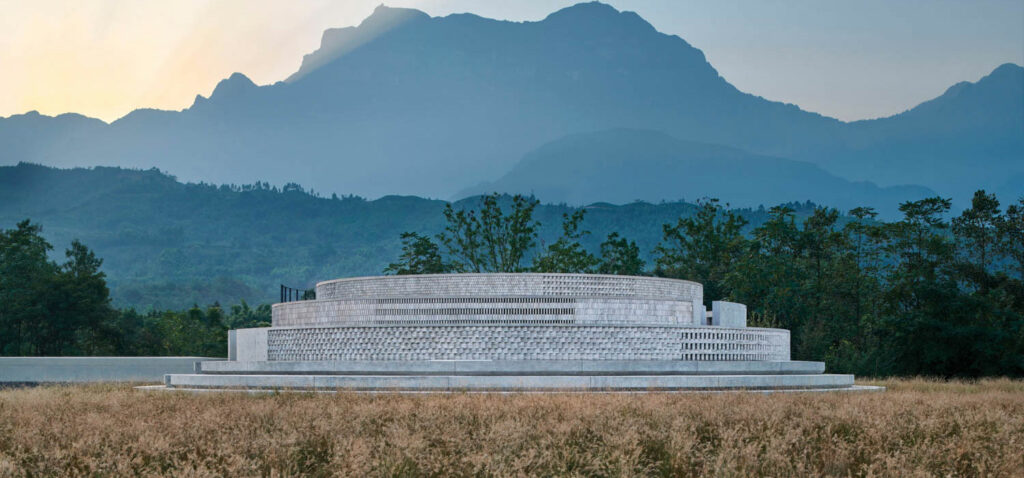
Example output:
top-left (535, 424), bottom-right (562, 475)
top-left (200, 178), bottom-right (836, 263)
top-left (0, 357), bottom-right (221, 383)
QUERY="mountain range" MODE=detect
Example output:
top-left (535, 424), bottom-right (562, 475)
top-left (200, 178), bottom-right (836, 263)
top-left (459, 129), bottom-right (934, 214)
top-left (1, 162), bottom-right (821, 309)
top-left (1, 2), bottom-right (1020, 211)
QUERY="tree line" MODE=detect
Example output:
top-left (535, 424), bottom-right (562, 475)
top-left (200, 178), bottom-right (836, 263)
top-left (0, 220), bottom-right (269, 357)
top-left (385, 194), bottom-right (647, 276)
top-left (2, 189), bottom-right (1021, 377)
top-left (387, 192), bottom-right (1024, 377)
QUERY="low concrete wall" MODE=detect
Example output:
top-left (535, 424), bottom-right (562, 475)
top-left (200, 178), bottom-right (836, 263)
top-left (0, 357), bottom-right (221, 383)
top-left (712, 301), bottom-right (747, 328)
top-left (234, 328), bottom-right (268, 362)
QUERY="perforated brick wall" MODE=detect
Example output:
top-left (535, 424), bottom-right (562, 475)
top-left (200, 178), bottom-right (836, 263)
top-left (316, 274), bottom-right (702, 302)
top-left (266, 325), bottom-right (790, 362)
top-left (272, 297), bottom-right (693, 327)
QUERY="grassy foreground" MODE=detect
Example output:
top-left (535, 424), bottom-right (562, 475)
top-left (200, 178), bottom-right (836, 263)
top-left (0, 379), bottom-right (1021, 477)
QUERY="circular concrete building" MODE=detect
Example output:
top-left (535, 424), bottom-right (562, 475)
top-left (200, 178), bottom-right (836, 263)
top-left (160, 274), bottom-right (872, 392)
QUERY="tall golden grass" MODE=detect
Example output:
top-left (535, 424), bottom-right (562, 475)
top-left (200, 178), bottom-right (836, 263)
top-left (0, 379), bottom-right (1021, 477)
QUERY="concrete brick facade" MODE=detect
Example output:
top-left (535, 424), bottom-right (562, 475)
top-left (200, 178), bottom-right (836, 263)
top-left (265, 324), bottom-right (789, 362)
top-left (272, 297), bottom-right (695, 327)
top-left (153, 274), bottom-right (871, 392)
top-left (257, 274), bottom-right (783, 363)
top-left (276, 274), bottom-right (703, 328)
top-left (316, 274), bottom-right (702, 302)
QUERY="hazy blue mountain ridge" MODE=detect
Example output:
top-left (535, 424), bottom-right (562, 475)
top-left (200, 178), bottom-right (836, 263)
top-left (286, 6), bottom-right (431, 82)
top-left (460, 129), bottom-right (936, 215)
top-left (802, 63), bottom-right (1024, 201)
top-left (0, 2), bottom-right (1020, 208)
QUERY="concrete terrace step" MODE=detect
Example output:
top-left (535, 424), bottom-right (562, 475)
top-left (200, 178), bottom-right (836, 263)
top-left (141, 384), bottom-right (886, 394)
top-left (198, 359), bottom-right (826, 376)
top-left (163, 373), bottom-right (855, 391)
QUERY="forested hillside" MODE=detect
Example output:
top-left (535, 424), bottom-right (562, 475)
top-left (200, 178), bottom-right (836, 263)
top-left (1, 163), bottom-right (813, 309)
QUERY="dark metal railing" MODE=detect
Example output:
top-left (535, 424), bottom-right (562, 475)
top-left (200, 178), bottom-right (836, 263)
top-left (280, 284), bottom-right (315, 303)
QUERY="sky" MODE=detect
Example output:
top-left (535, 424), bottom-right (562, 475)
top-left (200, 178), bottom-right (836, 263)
top-left (1, 0), bottom-right (1021, 123)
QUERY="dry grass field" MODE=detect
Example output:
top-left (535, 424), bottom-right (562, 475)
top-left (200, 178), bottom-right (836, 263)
top-left (0, 379), bottom-right (1021, 477)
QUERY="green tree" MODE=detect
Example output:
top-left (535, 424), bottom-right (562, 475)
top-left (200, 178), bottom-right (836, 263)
top-left (885, 197), bottom-right (955, 300)
top-left (655, 199), bottom-right (748, 305)
top-left (391, 193), bottom-right (541, 274)
top-left (45, 240), bottom-right (114, 355)
top-left (385, 232), bottom-right (453, 275)
top-left (0, 220), bottom-right (57, 355)
top-left (726, 206), bottom-right (801, 329)
top-left (843, 207), bottom-right (887, 326)
top-left (824, 206), bottom-right (892, 374)
top-left (0, 220), bottom-right (115, 356)
top-left (224, 301), bottom-right (272, 330)
top-left (997, 198), bottom-right (1024, 280)
top-left (597, 232), bottom-right (645, 275)
top-left (793, 207), bottom-right (850, 360)
top-left (532, 210), bottom-right (599, 273)
top-left (442, 194), bottom-right (540, 272)
top-left (953, 190), bottom-right (1002, 275)
top-left (881, 197), bottom-right (975, 376)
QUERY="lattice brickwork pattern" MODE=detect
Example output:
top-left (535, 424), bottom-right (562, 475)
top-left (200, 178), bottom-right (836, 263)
top-left (266, 325), bottom-right (789, 362)
top-left (272, 298), bottom-right (693, 327)
top-left (316, 274), bottom-right (702, 302)
top-left (681, 329), bottom-right (789, 361)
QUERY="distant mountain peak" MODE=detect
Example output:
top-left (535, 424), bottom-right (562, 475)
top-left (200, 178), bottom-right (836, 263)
top-left (1, 2), bottom-right (1019, 208)
top-left (942, 63), bottom-right (1022, 98)
top-left (544, 1), bottom-right (620, 18)
top-left (287, 4), bottom-right (430, 82)
top-left (363, 4), bottom-right (430, 27)
top-left (0, 109), bottom-right (106, 126)
top-left (212, 73), bottom-right (256, 96)
top-left (287, 2), bottom-right (662, 82)
top-left (188, 73), bottom-right (256, 109)
top-left (977, 62), bottom-right (1023, 91)
top-left (882, 62), bottom-right (1024, 121)
top-left (989, 62), bottom-right (1024, 76)
top-left (542, 2), bottom-right (654, 33)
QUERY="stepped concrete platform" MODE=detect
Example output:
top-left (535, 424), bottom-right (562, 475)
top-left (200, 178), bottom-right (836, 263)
top-left (155, 274), bottom-right (878, 393)
top-left (141, 384), bottom-right (885, 394)
top-left (196, 359), bottom-right (825, 376)
top-left (151, 360), bottom-right (877, 393)
top-left (160, 370), bottom-right (856, 392)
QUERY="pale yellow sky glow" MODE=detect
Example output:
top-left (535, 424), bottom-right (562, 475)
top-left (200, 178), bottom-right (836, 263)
top-left (1, 0), bottom-right (389, 122)
top-left (2, 0), bottom-right (1021, 122)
